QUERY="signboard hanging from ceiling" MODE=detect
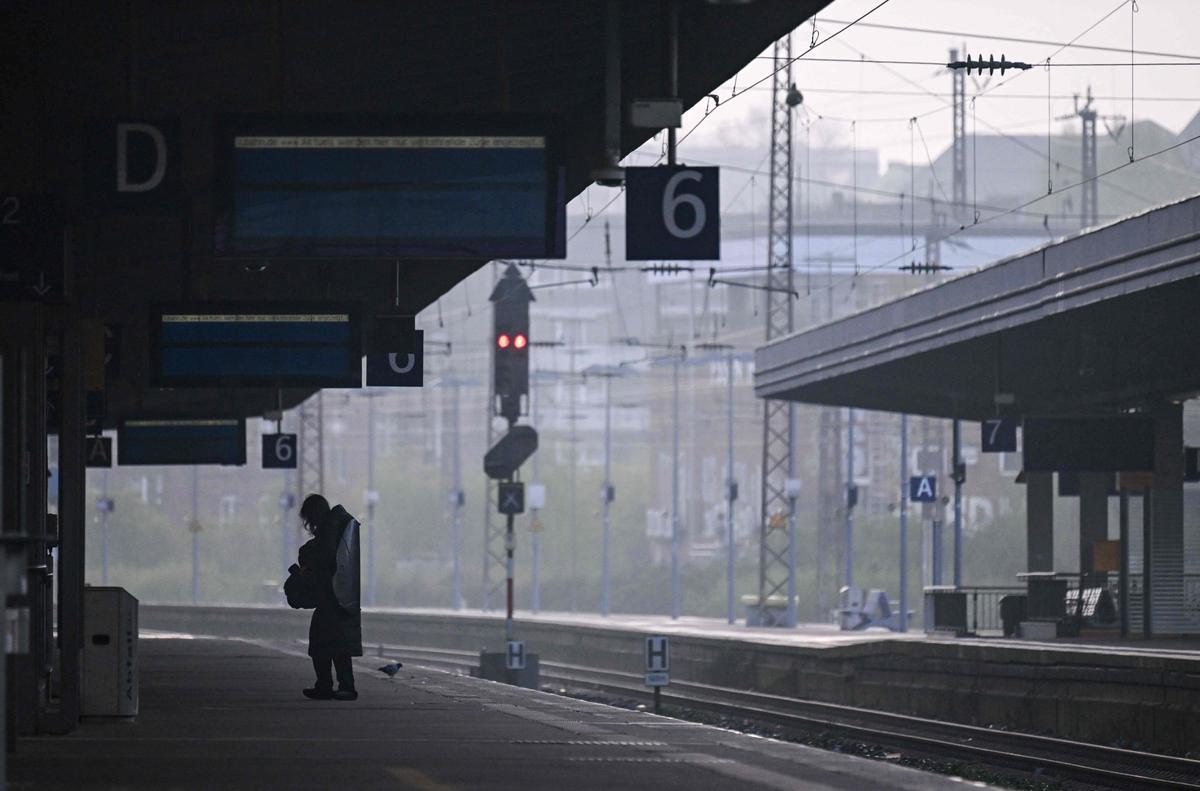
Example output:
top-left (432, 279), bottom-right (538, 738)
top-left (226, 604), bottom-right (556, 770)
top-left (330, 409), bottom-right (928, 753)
top-left (366, 330), bottom-right (424, 387)
top-left (625, 166), bottom-right (720, 260)
top-left (84, 118), bottom-right (182, 212)
top-left (262, 433), bottom-right (298, 469)
top-left (1023, 417), bottom-right (1154, 473)
top-left (118, 419), bottom-right (246, 466)
top-left (0, 193), bottom-right (65, 302)
top-left (148, 303), bottom-right (361, 388)
top-left (213, 115), bottom-right (566, 259)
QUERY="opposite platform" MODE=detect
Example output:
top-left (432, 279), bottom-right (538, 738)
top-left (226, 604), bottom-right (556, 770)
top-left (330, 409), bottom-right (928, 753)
top-left (9, 635), bottom-right (968, 790)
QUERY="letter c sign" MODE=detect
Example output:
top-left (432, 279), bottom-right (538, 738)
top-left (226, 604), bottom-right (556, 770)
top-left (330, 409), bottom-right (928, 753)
top-left (86, 118), bottom-right (182, 212)
top-left (387, 353), bottom-right (417, 374)
top-left (366, 330), bottom-right (425, 387)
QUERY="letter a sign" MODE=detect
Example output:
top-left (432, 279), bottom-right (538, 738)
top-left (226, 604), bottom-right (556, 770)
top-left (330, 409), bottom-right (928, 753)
top-left (86, 436), bottom-right (113, 468)
top-left (86, 119), bottom-right (181, 212)
top-left (910, 475), bottom-right (937, 503)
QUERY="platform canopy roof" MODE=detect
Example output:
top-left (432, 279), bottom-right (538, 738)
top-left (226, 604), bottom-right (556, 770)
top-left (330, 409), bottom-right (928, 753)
top-left (2, 0), bottom-right (828, 423)
top-left (755, 194), bottom-right (1200, 420)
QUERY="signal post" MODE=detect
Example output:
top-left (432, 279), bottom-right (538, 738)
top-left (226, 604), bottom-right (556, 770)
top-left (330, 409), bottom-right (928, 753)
top-left (475, 264), bottom-right (540, 688)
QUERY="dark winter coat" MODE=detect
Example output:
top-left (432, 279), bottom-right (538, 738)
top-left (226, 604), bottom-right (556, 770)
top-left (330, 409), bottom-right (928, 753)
top-left (299, 505), bottom-right (363, 658)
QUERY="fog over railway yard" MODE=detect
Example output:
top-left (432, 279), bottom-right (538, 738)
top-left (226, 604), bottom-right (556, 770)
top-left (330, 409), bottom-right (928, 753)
top-left (7, 1), bottom-right (1200, 788)
top-left (78, 0), bottom-right (1200, 628)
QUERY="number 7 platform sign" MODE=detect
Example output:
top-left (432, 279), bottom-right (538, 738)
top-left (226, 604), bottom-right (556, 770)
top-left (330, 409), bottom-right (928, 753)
top-left (625, 166), bottom-right (719, 260)
top-left (981, 418), bottom-right (1017, 453)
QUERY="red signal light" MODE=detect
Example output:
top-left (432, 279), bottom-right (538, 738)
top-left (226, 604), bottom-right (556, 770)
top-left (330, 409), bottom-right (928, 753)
top-left (513, 334), bottom-right (527, 350)
top-left (497, 334), bottom-right (511, 349)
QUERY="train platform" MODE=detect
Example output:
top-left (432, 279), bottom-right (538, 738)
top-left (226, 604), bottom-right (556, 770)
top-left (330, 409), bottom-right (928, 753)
top-left (515, 609), bottom-right (1200, 663)
top-left (8, 634), bottom-right (973, 790)
top-left (391, 607), bottom-right (1200, 656)
top-left (140, 605), bottom-right (1200, 754)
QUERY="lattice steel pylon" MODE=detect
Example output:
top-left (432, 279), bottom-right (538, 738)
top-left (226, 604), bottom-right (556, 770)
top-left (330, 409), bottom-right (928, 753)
top-left (950, 47), bottom-right (967, 220)
top-left (1055, 86), bottom-right (1114, 230)
top-left (757, 33), bottom-right (797, 628)
top-left (296, 390), bottom-right (325, 542)
top-left (1080, 97), bottom-right (1098, 228)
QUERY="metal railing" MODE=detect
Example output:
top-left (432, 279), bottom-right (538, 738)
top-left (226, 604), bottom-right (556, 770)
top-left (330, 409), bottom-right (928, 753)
top-left (961, 586), bottom-right (1024, 635)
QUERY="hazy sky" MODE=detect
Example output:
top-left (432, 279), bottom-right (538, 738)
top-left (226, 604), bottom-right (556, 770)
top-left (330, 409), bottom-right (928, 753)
top-left (425, 2), bottom-right (1200, 372)
top-left (633, 0), bottom-right (1200, 169)
top-left (558, 0), bottom-right (1200, 228)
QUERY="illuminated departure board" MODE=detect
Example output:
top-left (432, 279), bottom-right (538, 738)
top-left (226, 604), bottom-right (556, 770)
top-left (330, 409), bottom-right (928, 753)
top-left (118, 419), bottom-right (246, 466)
top-left (1023, 417), bottom-right (1154, 472)
top-left (149, 304), bottom-right (361, 387)
top-left (214, 117), bottom-right (565, 259)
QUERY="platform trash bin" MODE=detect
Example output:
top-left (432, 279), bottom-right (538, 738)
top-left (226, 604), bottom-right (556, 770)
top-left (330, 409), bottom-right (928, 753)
top-left (83, 587), bottom-right (139, 716)
top-left (999, 594), bottom-right (1027, 637)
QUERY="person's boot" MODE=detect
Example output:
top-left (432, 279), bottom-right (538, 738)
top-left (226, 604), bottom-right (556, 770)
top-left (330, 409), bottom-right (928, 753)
top-left (303, 686), bottom-right (334, 700)
top-left (332, 687), bottom-right (358, 701)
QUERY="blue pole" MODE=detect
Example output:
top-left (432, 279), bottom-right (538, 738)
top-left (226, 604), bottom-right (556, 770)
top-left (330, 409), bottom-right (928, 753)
top-left (280, 469), bottom-right (290, 588)
top-left (601, 375), bottom-right (612, 616)
top-left (786, 403), bottom-right (797, 627)
top-left (670, 359), bottom-right (681, 620)
top-left (900, 414), bottom-right (909, 632)
top-left (366, 395), bottom-right (376, 607)
top-left (953, 418), bottom-right (963, 589)
top-left (191, 465), bottom-right (199, 605)
top-left (726, 352), bottom-right (736, 625)
top-left (530, 369), bottom-right (541, 614)
top-left (845, 408), bottom-right (855, 589)
top-left (101, 469), bottom-right (110, 586)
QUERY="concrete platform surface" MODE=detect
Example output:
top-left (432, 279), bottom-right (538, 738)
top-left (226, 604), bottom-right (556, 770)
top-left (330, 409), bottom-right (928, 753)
top-left (9, 635), bottom-right (976, 790)
top-left (366, 607), bottom-right (1200, 659)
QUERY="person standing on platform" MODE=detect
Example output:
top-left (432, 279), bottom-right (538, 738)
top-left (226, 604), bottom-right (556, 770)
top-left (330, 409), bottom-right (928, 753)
top-left (291, 494), bottom-right (363, 700)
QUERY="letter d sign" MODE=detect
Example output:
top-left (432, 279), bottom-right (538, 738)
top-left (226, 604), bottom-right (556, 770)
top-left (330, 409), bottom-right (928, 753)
top-left (86, 118), bottom-right (181, 212)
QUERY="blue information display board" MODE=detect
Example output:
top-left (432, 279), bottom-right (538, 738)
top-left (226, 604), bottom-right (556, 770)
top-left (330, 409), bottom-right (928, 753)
top-left (118, 419), bottom-right (246, 466)
top-left (1023, 417), bottom-right (1154, 472)
top-left (214, 116), bottom-right (565, 259)
top-left (149, 304), bottom-right (361, 387)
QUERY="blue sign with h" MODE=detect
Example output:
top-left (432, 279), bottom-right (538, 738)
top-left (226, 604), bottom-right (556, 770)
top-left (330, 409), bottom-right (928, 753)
top-left (505, 640), bottom-right (525, 670)
top-left (645, 635), bottom-right (669, 673)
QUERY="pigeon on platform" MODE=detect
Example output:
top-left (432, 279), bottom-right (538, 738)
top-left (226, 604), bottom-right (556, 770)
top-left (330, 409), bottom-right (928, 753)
top-left (378, 662), bottom-right (404, 677)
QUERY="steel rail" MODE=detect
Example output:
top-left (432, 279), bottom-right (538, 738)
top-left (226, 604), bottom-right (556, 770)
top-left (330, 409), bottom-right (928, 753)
top-left (384, 644), bottom-right (1200, 791)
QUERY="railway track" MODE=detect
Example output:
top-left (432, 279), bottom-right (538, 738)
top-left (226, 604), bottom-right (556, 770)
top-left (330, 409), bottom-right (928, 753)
top-left (383, 644), bottom-right (1200, 790)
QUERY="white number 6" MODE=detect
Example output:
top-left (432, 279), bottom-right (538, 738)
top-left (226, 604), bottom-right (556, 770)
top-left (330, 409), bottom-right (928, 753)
top-left (661, 170), bottom-right (706, 239)
top-left (274, 436), bottom-right (294, 463)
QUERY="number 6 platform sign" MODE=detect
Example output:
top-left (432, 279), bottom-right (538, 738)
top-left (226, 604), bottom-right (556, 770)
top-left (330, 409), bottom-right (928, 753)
top-left (625, 166), bottom-right (719, 260)
top-left (262, 433), bottom-right (297, 469)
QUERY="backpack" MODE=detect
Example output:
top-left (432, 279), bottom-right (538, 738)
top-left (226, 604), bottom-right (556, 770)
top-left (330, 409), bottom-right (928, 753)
top-left (284, 568), bottom-right (320, 610)
top-left (331, 513), bottom-right (361, 615)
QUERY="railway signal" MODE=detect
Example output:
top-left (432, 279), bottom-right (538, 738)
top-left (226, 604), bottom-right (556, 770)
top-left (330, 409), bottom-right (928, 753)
top-left (490, 264), bottom-right (534, 425)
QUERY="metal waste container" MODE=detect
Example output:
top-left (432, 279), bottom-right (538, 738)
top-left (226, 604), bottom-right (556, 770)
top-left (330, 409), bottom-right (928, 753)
top-left (999, 594), bottom-right (1027, 637)
top-left (923, 586), bottom-right (967, 634)
top-left (83, 587), bottom-right (139, 716)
